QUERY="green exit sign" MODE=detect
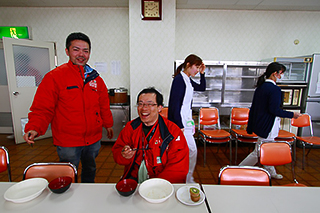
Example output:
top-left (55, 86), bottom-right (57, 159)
top-left (0, 26), bottom-right (30, 39)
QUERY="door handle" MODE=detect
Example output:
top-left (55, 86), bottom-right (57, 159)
top-left (13, 91), bottom-right (19, 96)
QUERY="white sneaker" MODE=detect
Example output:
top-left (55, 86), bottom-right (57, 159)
top-left (6, 134), bottom-right (14, 139)
top-left (271, 174), bottom-right (283, 180)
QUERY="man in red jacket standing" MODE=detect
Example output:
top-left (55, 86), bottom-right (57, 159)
top-left (112, 87), bottom-right (189, 183)
top-left (23, 32), bottom-right (114, 183)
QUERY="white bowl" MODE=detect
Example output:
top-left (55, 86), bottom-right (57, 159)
top-left (138, 178), bottom-right (174, 204)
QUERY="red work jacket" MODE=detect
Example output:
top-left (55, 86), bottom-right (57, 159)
top-left (25, 60), bottom-right (113, 147)
top-left (112, 116), bottom-right (189, 183)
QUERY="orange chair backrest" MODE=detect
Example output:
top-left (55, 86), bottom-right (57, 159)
top-left (160, 107), bottom-right (168, 118)
top-left (24, 163), bottom-right (77, 183)
top-left (199, 108), bottom-right (219, 126)
top-left (231, 108), bottom-right (249, 126)
top-left (0, 147), bottom-right (8, 173)
top-left (291, 114), bottom-right (310, 128)
top-left (219, 167), bottom-right (270, 186)
top-left (260, 142), bottom-right (292, 166)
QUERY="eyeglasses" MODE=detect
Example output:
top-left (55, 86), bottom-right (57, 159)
top-left (137, 103), bottom-right (158, 108)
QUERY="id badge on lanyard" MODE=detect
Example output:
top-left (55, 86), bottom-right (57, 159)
top-left (144, 124), bottom-right (163, 163)
top-left (139, 123), bottom-right (158, 181)
top-left (186, 119), bottom-right (195, 135)
top-left (139, 136), bottom-right (149, 183)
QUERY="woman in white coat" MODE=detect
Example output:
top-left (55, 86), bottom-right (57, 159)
top-left (168, 54), bottom-right (206, 183)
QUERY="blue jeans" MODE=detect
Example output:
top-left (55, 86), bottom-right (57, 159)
top-left (56, 141), bottom-right (101, 183)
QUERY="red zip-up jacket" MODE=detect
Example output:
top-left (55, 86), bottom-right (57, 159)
top-left (112, 115), bottom-right (189, 183)
top-left (25, 60), bottom-right (113, 147)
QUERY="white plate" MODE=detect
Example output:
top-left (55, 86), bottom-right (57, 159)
top-left (176, 186), bottom-right (205, 206)
top-left (4, 178), bottom-right (48, 203)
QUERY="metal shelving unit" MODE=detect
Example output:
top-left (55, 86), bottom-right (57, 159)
top-left (175, 60), bottom-right (269, 112)
top-left (175, 60), bottom-right (268, 128)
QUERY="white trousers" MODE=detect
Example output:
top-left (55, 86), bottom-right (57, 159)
top-left (184, 128), bottom-right (197, 183)
top-left (239, 137), bottom-right (278, 176)
top-left (239, 117), bottom-right (281, 176)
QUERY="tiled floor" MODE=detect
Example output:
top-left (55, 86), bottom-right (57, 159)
top-left (1, 133), bottom-right (320, 186)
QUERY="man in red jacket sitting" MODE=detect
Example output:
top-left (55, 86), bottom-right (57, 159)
top-left (112, 87), bottom-right (189, 183)
top-left (23, 32), bottom-right (114, 183)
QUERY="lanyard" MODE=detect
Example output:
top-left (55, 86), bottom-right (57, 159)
top-left (141, 123), bottom-right (158, 169)
top-left (145, 123), bottom-right (158, 142)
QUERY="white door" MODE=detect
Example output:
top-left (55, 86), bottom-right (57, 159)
top-left (0, 42), bottom-right (13, 134)
top-left (3, 37), bottom-right (56, 144)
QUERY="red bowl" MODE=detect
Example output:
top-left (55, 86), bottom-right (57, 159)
top-left (48, 176), bottom-right (72, 194)
top-left (116, 179), bottom-right (138, 196)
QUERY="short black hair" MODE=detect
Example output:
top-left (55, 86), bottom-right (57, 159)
top-left (137, 87), bottom-right (164, 106)
top-left (65, 32), bottom-right (91, 50)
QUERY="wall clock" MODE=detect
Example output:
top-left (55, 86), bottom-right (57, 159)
top-left (141, 0), bottom-right (162, 21)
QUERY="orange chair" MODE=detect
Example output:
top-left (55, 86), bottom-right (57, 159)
top-left (276, 129), bottom-right (295, 142)
top-left (218, 165), bottom-right (271, 186)
top-left (159, 107), bottom-right (168, 118)
top-left (23, 162), bottom-right (78, 183)
top-left (275, 130), bottom-right (295, 145)
top-left (275, 129), bottom-right (296, 163)
top-left (198, 107), bottom-right (231, 166)
top-left (229, 107), bottom-right (258, 164)
top-left (0, 146), bottom-right (12, 182)
top-left (290, 113), bottom-right (320, 170)
top-left (259, 141), bottom-right (306, 186)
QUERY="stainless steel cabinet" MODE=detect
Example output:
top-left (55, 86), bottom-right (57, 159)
top-left (273, 56), bottom-right (312, 83)
top-left (175, 60), bottom-right (268, 110)
top-left (224, 64), bottom-right (266, 105)
top-left (102, 105), bottom-right (129, 142)
top-left (174, 60), bottom-right (268, 128)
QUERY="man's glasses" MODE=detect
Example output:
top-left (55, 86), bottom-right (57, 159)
top-left (137, 103), bottom-right (158, 108)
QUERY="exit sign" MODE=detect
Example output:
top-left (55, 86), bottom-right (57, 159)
top-left (0, 26), bottom-right (30, 39)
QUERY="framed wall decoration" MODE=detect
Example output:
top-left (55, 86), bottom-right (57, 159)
top-left (141, 0), bottom-right (162, 21)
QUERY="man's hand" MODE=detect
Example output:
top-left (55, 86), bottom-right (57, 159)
top-left (23, 130), bottom-right (38, 145)
top-left (106, 127), bottom-right (114, 139)
top-left (121, 145), bottom-right (136, 159)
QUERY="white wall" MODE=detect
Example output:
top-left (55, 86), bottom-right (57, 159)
top-left (129, 0), bottom-right (175, 118)
top-left (1, 4), bottom-right (320, 119)
top-left (176, 9), bottom-right (320, 61)
top-left (0, 7), bottom-right (130, 90)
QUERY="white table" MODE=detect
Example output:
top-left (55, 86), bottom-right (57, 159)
top-left (0, 182), bottom-right (208, 213)
top-left (202, 184), bottom-right (320, 213)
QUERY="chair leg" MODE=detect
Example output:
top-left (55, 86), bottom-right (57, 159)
top-left (302, 142), bottom-right (306, 170)
top-left (291, 159), bottom-right (298, 184)
top-left (235, 140), bottom-right (238, 165)
top-left (229, 140), bottom-right (232, 165)
top-left (7, 164), bottom-right (12, 182)
top-left (224, 143), bottom-right (228, 153)
top-left (293, 139), bottom-right (297, 162)
top-left (204, 140), bottom-right (206, 167)
top-left (306, 145), bottom-right (313, 156)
